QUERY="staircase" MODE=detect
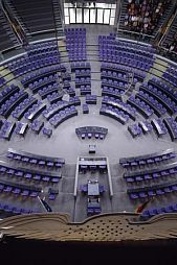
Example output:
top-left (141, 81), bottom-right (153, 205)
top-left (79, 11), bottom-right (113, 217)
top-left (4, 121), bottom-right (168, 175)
top-left (52, 0), bottom-right (64, 38)
top-left (148, 57), bottom-right (169, 79)
top-left (5, 0), bottom-right (32, 43)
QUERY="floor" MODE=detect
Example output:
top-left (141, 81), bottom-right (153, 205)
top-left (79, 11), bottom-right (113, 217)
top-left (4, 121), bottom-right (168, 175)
top-left (0, 24), bottom-right (177, 222)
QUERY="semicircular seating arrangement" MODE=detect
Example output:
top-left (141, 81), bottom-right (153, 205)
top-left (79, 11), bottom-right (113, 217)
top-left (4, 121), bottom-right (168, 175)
top-left (1, 12), bottom-right (177, 226)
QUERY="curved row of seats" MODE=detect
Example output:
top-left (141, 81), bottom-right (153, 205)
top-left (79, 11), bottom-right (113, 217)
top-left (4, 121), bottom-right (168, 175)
top-left (140, 203), bottom-right (177, 221)
top-left (102, 96), bottom-right (136, 121)
top-left (43, 96), bottom-right (80, 120)
top-left (7, 148), bottom-right (65, 168)
top-left (127, 95), bottom-right (154, 118)
top-left (0, 202), bottom-right (40, 216)
top-left (100, 104), bottom-right (130, 125)
top-left (136, 90), bottom-right (167, 117)
top-left (124, 158), bottom-right (177, 182)
top-left (128, 181), bottom-right (177, 200)
top-left (49, 105), bottom-right (78, 128)
top-left (100, 62), bottom-right (146, 82)
top-left (120, 149), bottom-right (176, 169)
top-left (0, 161), bottom-right (62, 184)
top-left (21, 64), bottom-right (66, 87)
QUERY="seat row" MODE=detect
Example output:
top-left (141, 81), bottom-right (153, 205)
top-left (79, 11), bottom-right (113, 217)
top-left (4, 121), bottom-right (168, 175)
top-left (102, 86), bottom-right (125, 98)
top-left (140, 203), bottom-right (177, 221)
top-left (102, 77), bottom-right (128, 91)
top-left (163, 117), bottom-right (177, 141)
top-left (128, 181), bottom-right (177, 200)
top-left (141, 82), bottom-right (177, 115)
top-left (7, 148), bottom-right (65, 168)
top-left (75, 126), bottom-right (108, 140)
top-left (124, 159), bottom-right (177, 182)
top-left (49, 106), bottom-right (78, 128)
top-left (127, 95), bottom-right (154, 118)
top-left (102, 96), bottom-right (136, 121)
top-left (21, 64), bottom-right (66, 87)
top-left (100, 104), bottom-right (130, 125)
top-left (43, 96), bottom-right (80, 120)
top-left (0, 84), bottom-right (19, 105)
top-left (79, 164), bottom-right (107, 174)
top-left (0, 90), bottom-right (28, 118)
top-left (0, 202), bottom-right (40, 216)
top-left (137, 91), bottom-right (167, 117)
top-left (9, 55), bottom-right (60, 77)
top-left (0, 161), bottom-right (62, 183)
top-left (71, 62), bottom-right (91, 72)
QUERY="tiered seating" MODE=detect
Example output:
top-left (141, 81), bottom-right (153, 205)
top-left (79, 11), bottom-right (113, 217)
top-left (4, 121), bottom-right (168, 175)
top-left (163, 65), bottom-right (177, 86)
top-left (143, 79), bottom-right (177, 115)
top-left (100, 104), bottom-right (129, 125)
top-left (151, 118), bottom-right (168, 137)
top-left (0, 202), bottom-right (40, 216)
top-left (43, 96), bottom-right (80, 120)
top-left (9, 55), bottom-right (64, 79)
top-left (101, 86), bottom-right (124, 98)
top-left (28, 73), bottom-right (58, 94)
top-left (0, 178), bottom-right (42, 197)
top-left (85, 95), bottom-right (97, 104)
top-left (99, 34), bottom-right (154, 72)
top-left (0, 89), bottom-right (28, 118)
top-left (163, 117), bottom-right (177, 141)
top-left (124, 160), bottom-right (177, 185)
top-left (75, 77), bottom-right (91, 88)
top-left (7, 148), bottom-right (65, 168)
top-left (25, 41), bottom-right (60, 57)
top-left (75, 68), bottom-right (91, 78)
top-left (127, 179), bottom-right (177, 200)
top-left (49, 105), bottom-right (78, 128)
top-left (71, 62), bottom-right (91, 72)
top-left (80, 85), bottom-right (91, 95)
top-left (140, 203), bottom-right (177, 220)
top-left (139, 85), bottom-right (175, 115)
top-left (120, 148), bottom-right (176, 169)
top-left (75, 126), bottom-right (108, 140)
top-left (127, 95), bottom-right (154, 118)
top-left (0, 84), bottom-right (20, 106)
top-left (127, 120), bottom-right (154, 137)
top-left (102, 96), bottom-right (136, 121)
top-left (136, 90), bottom-right (167, 117)
top-left (47, 92), bottom-right (63, 104)
top-left (101, 69), bottom-right (128, 92)
top-left (101, 77), bottom-right (128, 96)
top-left (12, 96), bottom-right (38, 120)
top-left (101, 63), bottom-right (146, 84)
top-left (121, 0), bottom-right (173, 37)
top-left (65, 28), bottom-right (87, 61)
top-left (0, 160), bottom-right (62, 183)
top-left (24, 101), bottom-right (46, 121)
top-left (0, 120), bottom-right (15, 140)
